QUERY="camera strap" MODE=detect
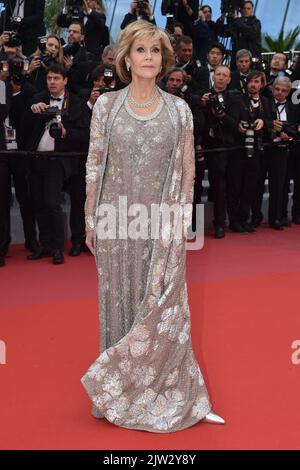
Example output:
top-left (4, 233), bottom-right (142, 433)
top-left (275, 102), bottom-right (287, 120)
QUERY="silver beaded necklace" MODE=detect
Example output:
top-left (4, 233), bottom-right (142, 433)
top-left (127, 87), bottom-right (160, 109)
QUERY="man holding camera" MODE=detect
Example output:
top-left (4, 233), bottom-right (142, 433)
top-left (216, 1), bottom-right (261, 70)
top-left (161, 0), bottom-right (198, 39)
top-left (25, 64), bottom-right (90, 264)
top-left (229, 49), bottom-right (252, 94)
top-left (231, 71), bottom-right (272, 231)
top-left (57, 0), bottom-right (109, 59)
top-left (259, 77), bottom-right (298, 229)
top-left (0, 0), bottom-right (45, 56)
top-left (201, 64), bottom-right (241, 238)
top-left (121, 1), bottom-right (156, 30)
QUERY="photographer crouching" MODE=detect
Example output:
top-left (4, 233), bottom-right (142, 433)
top-left (201, 64), bottom-right (241, 238)
top-left (25, 64), bottom-right (91, 264)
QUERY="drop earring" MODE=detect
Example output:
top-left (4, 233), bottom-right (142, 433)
top-left (126, 63), bottom-right (131, 72)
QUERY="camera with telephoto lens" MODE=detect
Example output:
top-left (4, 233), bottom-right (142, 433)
top-left (41, 106), bottom-right (63, 139)
top-left (242, 122), bottom-right (256, 158)
top-left (1, 57), bottom-right (29, 84)
top-left (66, 0), bottom-right (83, 20)
top-left (209, 93), bottom-right (226, 115)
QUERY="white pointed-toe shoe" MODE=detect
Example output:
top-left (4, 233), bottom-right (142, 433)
top-left (202, 410), bottom-right (225, 424)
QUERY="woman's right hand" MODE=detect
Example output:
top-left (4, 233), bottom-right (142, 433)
top-left (86, 230), bottom-right (95, 256)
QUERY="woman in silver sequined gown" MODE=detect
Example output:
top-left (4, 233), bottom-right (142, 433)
top-left (81, 21), bottom-right (225, 433)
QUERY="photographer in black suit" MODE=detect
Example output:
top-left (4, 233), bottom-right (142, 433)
top-left (63, 21), bottom-right (94, 94)
top-left (268, 78), bottom-right (298, 228)
top-left (236, 71), bottom-right (273, 231)
top-left (194, 4), bottom-right (218, 65)
top-left (0, 0), bottom-right (45, 56)
top-left (229, 49), bottom-right (252, 94)
top-left (216, 1), bottom-right (261, 70)
top-left (161, 0), bottom-right (198, 39)
top-left (25, 64), bottom-right (90, 264)
top-left (57, 0), bottom-right (109, 59)
top-left (201, 65), bottom-right (241, 238)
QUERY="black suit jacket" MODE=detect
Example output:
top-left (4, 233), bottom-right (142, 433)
top-left (239, 94), bottom-right (273, 142)
top-left (269, 99), bottom-right (299, 139)
top-left (24, 89), bottom-right (91, 177)
top-left (0, 0), bottom-right (46, 56)
top-left (161, 0), bottom-right (199, 38)
top-left (191, 65), bottom-right (211, 93)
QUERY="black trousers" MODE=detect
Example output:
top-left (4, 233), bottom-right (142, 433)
top-left (252, 147), bottom-right (288, 223)
top-left (268, 146), bottom-right (288, 222)
top-left (0, 158), bottom-right (10, 256)
top-left (227, 149), bottom-right (261, 223)
top-left (0, 156), bottom-right (37, 256)
top-left (31, 157), bottom-right (65, 251)
top-left (67, 157), bottom-right (86, 245)
top-left (206, 151), bottom-right (228, 227)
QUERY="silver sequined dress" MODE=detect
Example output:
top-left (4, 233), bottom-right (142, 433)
top-left (98, 99), bottom-right (174, 352)
top-left (81, 87), bottom-right (212, 433)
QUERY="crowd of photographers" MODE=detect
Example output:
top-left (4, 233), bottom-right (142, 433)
top-left (0, 0), bottom-right (300, 267)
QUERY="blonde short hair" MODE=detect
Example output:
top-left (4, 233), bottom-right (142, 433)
top-left (116, 20), bottom-right (175, 84)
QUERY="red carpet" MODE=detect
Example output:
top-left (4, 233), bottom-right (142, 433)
top-left (1, 227), bottom-right (300, 449)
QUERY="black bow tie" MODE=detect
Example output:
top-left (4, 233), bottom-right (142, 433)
top-left (50, 96), bottom-right (62, 102)
top-left (276, 101), bottom-right (287, 106)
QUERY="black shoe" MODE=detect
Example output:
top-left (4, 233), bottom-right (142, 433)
top-left (240, 221), bottom-right (256, 233)
top-left (292, 215), bottom-right (300, 225)
top-left (25, 240), bottom-right (39, 253)
top-left (69, 243), bottom-right (82, 256)
top-left (214, 226), bottom-right (225, 239)
top-left (269, 220), bottom-right (284, 230)
top-left (0, 256), bottom-right (5, 267)
top-left (52, 249), bottom-right (64, 265)
top-left (251, 216), bottom-right (263, 228)
top-left (229, 222), bottom-right (247, 233)
top-left (27, 247), bottom-right (52, 260)
top-left (281, 217), bottom-right (291, 227)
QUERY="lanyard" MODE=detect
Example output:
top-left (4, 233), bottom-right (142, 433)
top-left (13, 0), bottom-right (25, 17)
top-left (276, 103), bottom-right (286, 120)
